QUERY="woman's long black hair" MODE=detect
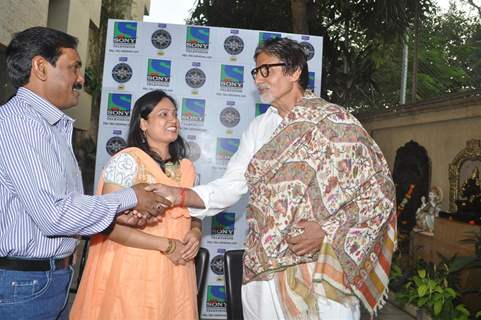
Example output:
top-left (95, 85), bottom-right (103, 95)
top-left (127, 90), bottom-right (187, 172)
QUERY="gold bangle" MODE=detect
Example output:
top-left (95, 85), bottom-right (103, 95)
top-left (168, 240), bottom-right (176, 255)
top-left (164, 239), bottom-right (176, 255)
top-left (163, 239), bottom-right (172, 254)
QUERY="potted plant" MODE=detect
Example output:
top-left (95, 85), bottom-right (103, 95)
top-left (391, 258), bottom-right (473, 320)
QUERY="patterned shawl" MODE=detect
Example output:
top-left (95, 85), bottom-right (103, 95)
top-left (243, 92), bottom-right (397, 318)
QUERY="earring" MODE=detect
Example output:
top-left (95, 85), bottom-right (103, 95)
top-left (140, 130), bottom-right (146, 143)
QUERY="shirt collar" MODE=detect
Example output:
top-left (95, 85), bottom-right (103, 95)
top-left (265, 90), bottom-right (314, 115)
top-left (17, 87), bottom-right (74, 126)
top-left (266, 105), bottom-right (279, 115)
top-left (303, 89), bottom-right (316, 99)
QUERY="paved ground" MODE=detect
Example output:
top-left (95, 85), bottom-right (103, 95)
top-left (362, 301), bottom-right (415, 319)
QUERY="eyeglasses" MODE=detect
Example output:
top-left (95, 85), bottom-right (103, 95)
top-left (250, 63), bottom-right (286, 80)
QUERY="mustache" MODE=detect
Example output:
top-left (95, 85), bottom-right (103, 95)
top-left (73, 82), bottom-right (83, 90)
top-left (257, 83), bottom-right (270, 90)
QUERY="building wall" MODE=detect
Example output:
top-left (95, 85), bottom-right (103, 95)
top-left (359, 94), bottom-right (481, 211)
top-left (0, 0), bottom-right (49, 45)
top-left (131, 0), bottom-right (150, 20)
top-left (60, 0), bottom-right (95, 130)
top-left (81, 0), bottom-right (102, 27)
top-left (0, 0), bottom-right (50, 104)
top-left (0, 0), bottom-right (97, 129)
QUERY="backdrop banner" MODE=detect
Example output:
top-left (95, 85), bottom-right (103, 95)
top-left (95, 19), bottom-right (323, 319)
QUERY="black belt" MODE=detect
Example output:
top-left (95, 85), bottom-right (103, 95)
top-left (0, 256), bottom-right (72, 272)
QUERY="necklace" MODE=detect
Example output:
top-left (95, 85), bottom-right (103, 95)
top-left (164, 161), bottom-right (181, 182)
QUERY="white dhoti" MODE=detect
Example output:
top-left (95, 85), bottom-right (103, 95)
top-left (242, 280), bottom-right (360, 320)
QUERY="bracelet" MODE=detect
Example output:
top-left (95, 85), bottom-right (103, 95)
top-left (179, 188), bottom-right (187, 207)
top-left (168, 240), bottom-right (176, 255)
top-left (164, 238), bottom-right (176, 255)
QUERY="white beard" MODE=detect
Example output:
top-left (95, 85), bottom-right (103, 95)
top-left (259, 92), bottom-right (274, 104)
top-left (257, 85), bottom-right (274, 104)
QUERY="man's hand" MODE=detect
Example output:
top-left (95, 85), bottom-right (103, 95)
top-left (144, 183), bottom-right (180, 205)
top-left (146, 184), bottom-right (207, 209)
top-left (132, 183), bottom-right (172, 217)
top-left (164, 239), bottom-right (187, 265)
top-left (286, 220), bottom-right (325, 256)
top-left (181, 227), bottom-right (202, 261)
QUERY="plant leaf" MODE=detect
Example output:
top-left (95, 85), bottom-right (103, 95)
top-left (418, 269), bottom-right (426, 278)
top-left (434, 301), bottom-right (443, 315)
top-left (418, 285), bottom-right (428, 297)
top-left (455, 304), bottom-right (469, 315)
top-left (445, 287), bottom-right (457, 298)
top-left (417, 296), bottom-right (429, 307)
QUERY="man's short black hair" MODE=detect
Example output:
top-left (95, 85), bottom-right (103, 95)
top-left (254, 38), bottom-right (309, 90)
top-left (6, 26), bottom-right (78, 88)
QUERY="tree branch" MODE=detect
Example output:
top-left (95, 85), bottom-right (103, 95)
top-left (290, 0), bottom-right (309, 34)
top-left (465, 0), bottom-right (481, 18)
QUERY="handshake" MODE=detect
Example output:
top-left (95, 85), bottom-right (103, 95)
top-left (116, 183), bottom-right (181, 228)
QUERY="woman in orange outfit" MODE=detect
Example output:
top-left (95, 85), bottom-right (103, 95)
top-left (71, 90), bottom-right (201, 320)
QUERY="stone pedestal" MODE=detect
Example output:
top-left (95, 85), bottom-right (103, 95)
top-left (410, 217), bottom-right (481, 314)
top-left (411, 217), bottom-right (479, 264)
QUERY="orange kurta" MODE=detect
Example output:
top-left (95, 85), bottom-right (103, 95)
top-left (70, 147), bottom-right (197, 320)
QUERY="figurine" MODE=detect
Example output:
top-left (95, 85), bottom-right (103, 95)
top-left (414, 186), bottom-right (443, 234)
top-left (456, 167), bottom-right (481, 214)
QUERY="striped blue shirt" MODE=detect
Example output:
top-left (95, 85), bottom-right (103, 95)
top-left (0, 87), bottom-right (137, 259)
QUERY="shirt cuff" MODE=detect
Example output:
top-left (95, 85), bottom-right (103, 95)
top-left (103, 188), bottom-right (138, 214)
top-left (188, 185), bottom-right (210, 218)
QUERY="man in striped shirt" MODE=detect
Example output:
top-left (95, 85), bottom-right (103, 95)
top-left (0, 27), bottom-right (169, 319)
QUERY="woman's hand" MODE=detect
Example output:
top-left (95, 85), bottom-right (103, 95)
top-left (115, 210), bottom-right (147, 228)
top-left (164, 239), bottom-right (187, 265)
top-left (181, 227), bottom-right (202, 261)
top-left (115, 210), bottom-right (162, 228)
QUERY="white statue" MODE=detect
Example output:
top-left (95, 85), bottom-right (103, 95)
top-left (414, 186), bottom-right (443, 234)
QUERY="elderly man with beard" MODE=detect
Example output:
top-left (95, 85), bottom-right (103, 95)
top-left (149, 37), bottom-right (397, 319)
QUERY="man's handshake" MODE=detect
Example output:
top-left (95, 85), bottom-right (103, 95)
top-left (116, 183), bottom-right (173, 228)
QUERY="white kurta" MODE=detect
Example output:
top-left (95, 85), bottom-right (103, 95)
top-left (189, 106), bottom-right (359, 319)
top-left (190, 107), bottom-right (282, 217)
